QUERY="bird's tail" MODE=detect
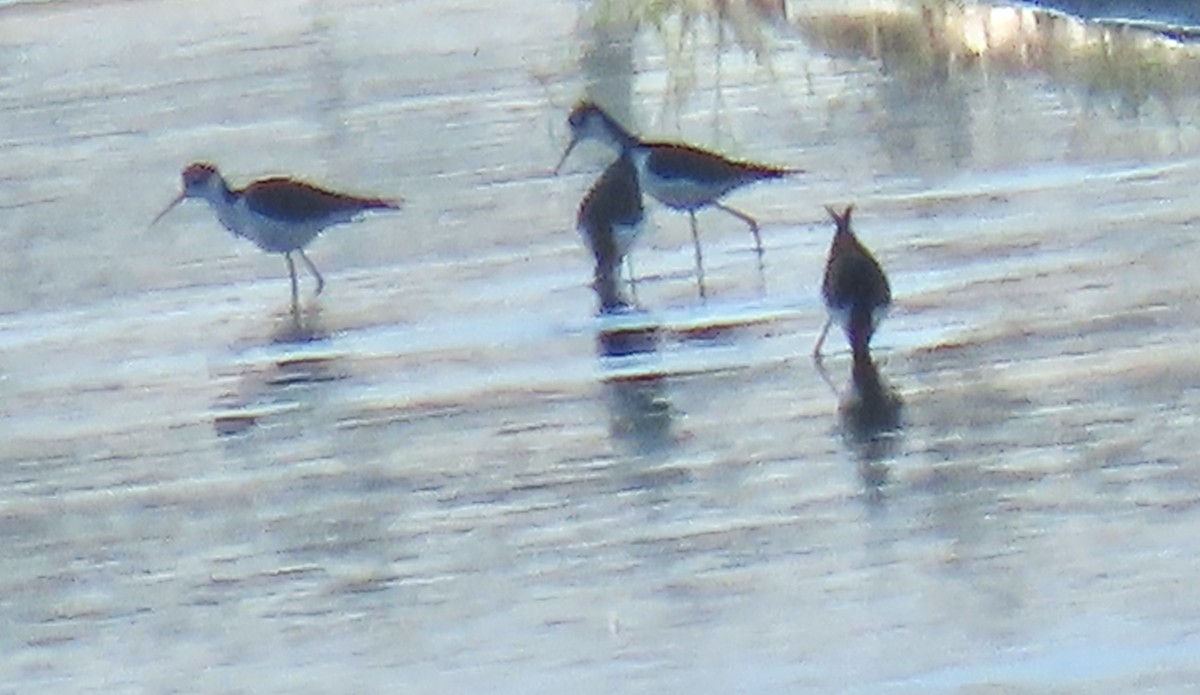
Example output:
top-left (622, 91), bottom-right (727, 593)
top-left (366, 196), bottom-right (404, 211)
top-left (756, 163), bottom-right (803, 180)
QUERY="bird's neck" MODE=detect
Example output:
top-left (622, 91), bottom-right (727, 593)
top-left (199, 176), bottom-right (238, 211)
top-left (200, 178), bottom-right (245, 236)
top-left (596, 112), bottom-right (641, 152)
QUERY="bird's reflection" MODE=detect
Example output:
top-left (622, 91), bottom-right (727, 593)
top-left (603, 370), bottom-right (674, 456)
top-left (840, 353), bottom-right (903, 445)
top-left (212, 305), bottom-right (344, 437)
top-left (594, 308), bottom-right (658, 357)
top-left (274, 301), bottom-right (329, 345)
top-left (596, 310), bottom-right (674, 456)
top-left (818, 351), bottom-right (903, 499)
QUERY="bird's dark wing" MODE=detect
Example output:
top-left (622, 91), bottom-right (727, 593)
top-left (826, 250), bottom-right (891, 309)
top-left (644, 143), bottom-right (795, 184)
top-left (245, 178), bottom-right (399, 223)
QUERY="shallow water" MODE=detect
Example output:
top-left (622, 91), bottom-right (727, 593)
top-left (4, 0), bottom-right (1200, 692)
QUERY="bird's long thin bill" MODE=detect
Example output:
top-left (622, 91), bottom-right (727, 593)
top-left (151, 195), bottom-right (184, 226)
top-left (552, 137), bottom-right (580, 175)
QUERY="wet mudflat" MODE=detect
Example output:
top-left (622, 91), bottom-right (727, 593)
top-left (3, 0), bottom-right (1200, 692)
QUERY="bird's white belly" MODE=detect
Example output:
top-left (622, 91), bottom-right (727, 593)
top-left (642, 178), bottom-right (712, 210)
top-left (630, 149), bottom-right (735, 210)
top-left (578, 217), bottom-right (644, 263)
top-left (217, 201), bottom-right (324, 253)
top-left (633, 166), bottom-right (722, 212)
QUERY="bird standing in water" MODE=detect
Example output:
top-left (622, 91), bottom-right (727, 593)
top-left (814, 205), bottom-right (891, 359)
top-left (153, 162), bottom-right (401, 306)
top-left (577, 150), bottom-right (645, 313)
top-left (555, 102), bottom-right (797, 299)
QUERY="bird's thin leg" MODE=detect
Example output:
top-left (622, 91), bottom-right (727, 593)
top-left (812, 316), bottom-right (832, 358)
top-left (593, 263), bottom-right (625, 314)
top-left (297, 249), bottom-right (325, 296)
top-left (285, 253), bottom-right (300, 309)
top-left (713, 201), bottom-right (765, 270)
top-left (713, 202), bottom-right (766, 295)
top-left (812, 351), bottom-right (839, 397)
top-left (689, 211), bottom-right (707, 301)
top-left (624, 254), bottom-right (639, 304)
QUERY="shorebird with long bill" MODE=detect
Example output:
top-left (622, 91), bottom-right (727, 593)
top-left (153, 162), bottom-right (401, 306)
top-left (554, 102), bottom-right (798, 299)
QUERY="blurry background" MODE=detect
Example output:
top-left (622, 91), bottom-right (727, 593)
top-left (3, 0), bottom-right (1200, 692)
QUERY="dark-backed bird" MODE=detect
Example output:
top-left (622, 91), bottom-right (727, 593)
top-left (814, 205), bottom-right (891, 359)
top-left (577, 151), bottom-right (645, 313)
top-left (153, 162), bottom-right (401, 304)
top-left (555, 102), bottom-right (797, 298)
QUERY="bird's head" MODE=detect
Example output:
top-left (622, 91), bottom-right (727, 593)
top-left (152, 162), bottom-right (226, 225)
top-left (554, 102), bottom-right (633, 174)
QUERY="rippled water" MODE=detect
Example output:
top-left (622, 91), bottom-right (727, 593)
top-left (4, 0), bottom-right (1200, 692)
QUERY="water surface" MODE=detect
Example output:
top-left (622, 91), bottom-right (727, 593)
top-left (3, 0), bottom-right (1200, 692)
